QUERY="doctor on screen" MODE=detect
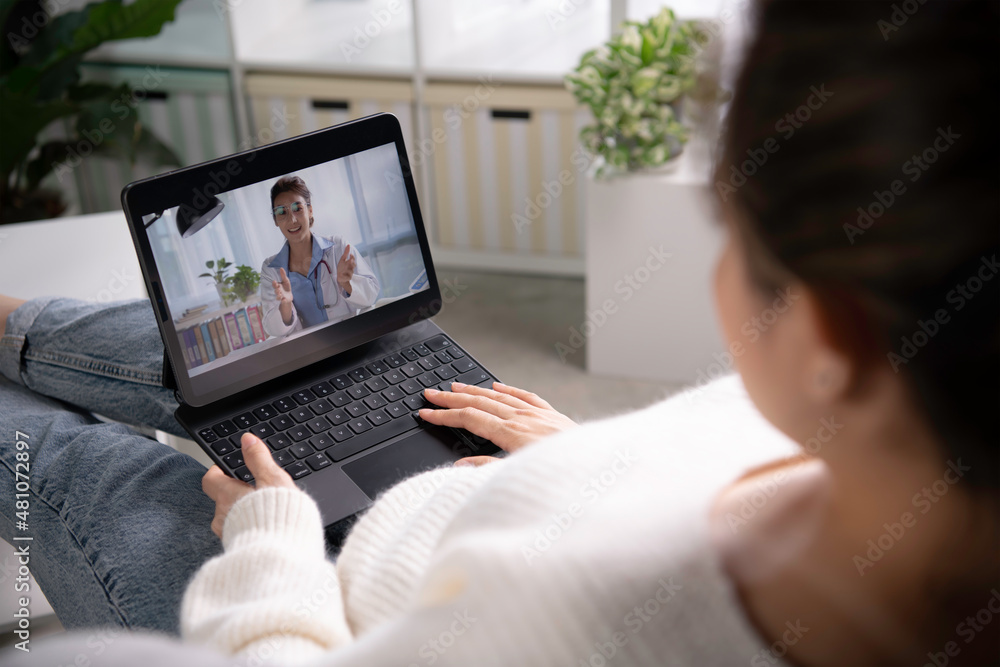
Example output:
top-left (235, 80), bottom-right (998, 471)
top-left (260, 175), bottom-right (379, 339)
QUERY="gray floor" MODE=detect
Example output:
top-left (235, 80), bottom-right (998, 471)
top-left (431, 269), bottom-right (683, 423)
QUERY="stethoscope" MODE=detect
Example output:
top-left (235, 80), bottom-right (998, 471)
top-left (312, 258), bottom-right (335, 309)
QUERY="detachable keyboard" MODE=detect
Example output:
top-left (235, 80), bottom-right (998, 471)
top-left (194, 334), bottom-right (493, 483)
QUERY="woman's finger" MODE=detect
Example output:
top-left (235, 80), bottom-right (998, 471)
top-left (202, 464), bottom-right (249, 501)
top-left (490, 382), bottom-right (554, 410)
top-left (454, 456), bottom-right (499, 467)
top-left (417, 405), bottom-right (507, 443)
top-left (422, 387), bottom-right (517, 419)
top-left (340, 245), bottom-right (351, 264)
top-left (446, 382), bottom-right (535, 410)
top-left (241, 434), bottom-right (293, 488)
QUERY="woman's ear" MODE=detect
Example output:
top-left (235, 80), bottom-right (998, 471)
top-left (796, 288), bottom-right (854, 405)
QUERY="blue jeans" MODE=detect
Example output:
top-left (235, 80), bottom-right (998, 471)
top-left (0, 296), bottom-right (224, 636)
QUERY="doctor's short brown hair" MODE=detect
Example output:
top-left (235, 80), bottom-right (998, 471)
top-left (270, 175), bottom-right (314, 227)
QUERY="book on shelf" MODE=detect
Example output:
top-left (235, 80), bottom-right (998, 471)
top-left (224, 312), bottom-right (243, 350)
top-left (247, 304), bottom-right (265, 343)
top-left (236, 308), bottom-right (254, 347)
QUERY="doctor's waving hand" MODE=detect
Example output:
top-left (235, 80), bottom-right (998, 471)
top-left (260, 175), bottom-right (380, 339)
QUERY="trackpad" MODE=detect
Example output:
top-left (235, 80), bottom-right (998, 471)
top-left (343, 424), bottom-right (468, 499)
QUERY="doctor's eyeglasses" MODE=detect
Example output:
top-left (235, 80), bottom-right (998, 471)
top-left (272, 201), bottom-right (307, 219)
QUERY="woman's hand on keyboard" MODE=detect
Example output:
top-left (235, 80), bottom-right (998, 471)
top-left (202, 433), bottom-right (298, 538)
top-left (418, 381), bottom-right (577, 466)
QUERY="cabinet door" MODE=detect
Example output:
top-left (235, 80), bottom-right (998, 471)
top-left (425, 83), bottom-right (590, 262)
top-left (72, 65), bottom-right (238, 213)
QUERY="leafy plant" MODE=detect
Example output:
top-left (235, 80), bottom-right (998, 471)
top-left (565, 7), bottom-right (706, 178)
top-left (199, 257), bottom-right (236, 306)
top-left (0, 0), bottom-right (183, 223)
top-left (229, 265), bottom-right (261, 303)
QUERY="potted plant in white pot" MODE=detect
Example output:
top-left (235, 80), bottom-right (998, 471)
top-left (565, 6), bottom-right (730, 385)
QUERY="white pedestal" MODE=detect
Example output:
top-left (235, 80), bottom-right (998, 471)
top-left (584, 152), bottom-right (726, 384)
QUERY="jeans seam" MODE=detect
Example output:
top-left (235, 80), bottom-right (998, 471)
top-left (25, 349), bottom-right (163, 386)
top-left (0, 454), bottom-right (131, 628)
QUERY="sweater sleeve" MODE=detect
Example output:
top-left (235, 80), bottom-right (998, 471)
top-left (180, 487), bottom-right (352, 664)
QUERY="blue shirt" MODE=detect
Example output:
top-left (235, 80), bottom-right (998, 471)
top-left (268, 235), bottom-right (336, 330)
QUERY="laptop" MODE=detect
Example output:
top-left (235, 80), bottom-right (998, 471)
top-left (121, 112), bottom-right (502, 544)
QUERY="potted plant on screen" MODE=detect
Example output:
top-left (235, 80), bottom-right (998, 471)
top-left (229, 265), bottom-right (261, 304)
top-left (199, 258), bottom-right (237, 307)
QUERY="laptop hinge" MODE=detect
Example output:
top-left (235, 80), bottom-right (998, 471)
top-left (162, 347), bottom-right (178, 391)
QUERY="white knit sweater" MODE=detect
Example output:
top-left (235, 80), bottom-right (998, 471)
top-left (7, 374), bottom-right (801, 667)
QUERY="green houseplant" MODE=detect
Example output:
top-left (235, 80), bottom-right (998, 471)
top-left (565, 7), bottom-right (705, 177)
top-left (199, 257), bottom-right (236, 306)
top-left (229, 264), bottom-right (261, 303)
top-left (0, 0), bottom-right (183, 223)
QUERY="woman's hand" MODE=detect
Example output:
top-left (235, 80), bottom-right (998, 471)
top-left (337, 244), bottom-right (356, 295)
top-left (272, 267), bottom-right (294, 325)
top-left (418, 381), bottom-right (577, 466)
top-left (202, 433), bottom-right (297, 538)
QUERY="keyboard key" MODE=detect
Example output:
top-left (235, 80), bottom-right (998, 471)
top-left (412, 344), bottom-right (432, 356)
top-left (452, 358), bottom-right (477, 373)
top-left (233, 466), bottom-right (254, 483)
top-left (330, 391), bottom-right (352, 407)
top-left (250, 423), bottom-right (275, 439)
top-left (425, 335), bottom-right (452, 351)
top-left (385, 353), bottom-right (406, 367)
top-left (309, 433), bottom-right (335, 450)
top-left (383, 370), bottom-right (404, 384)
top-left (293, 389), bottom-right (316, 404)
top-left (435, 365), bottom-right (458, 380)
top-left (366, 376), bottom-right (389, 391)
top-left (382, 387), bottom-right (404, 402)
top-left (402, 349), bottom-right (419, 361)
top-left (290, 407), bottom-right (313, 423)
top-left (270, 415), bottom-right (294, 431)
top-left (266, 433), bottom-right (292, 451)
top-left (198, 428), bottom-right (219, 443)
top-left (210, 440), bottom-right (234, 456)
top-left (272, 449), bottom-right (294, 466)
top-left (364, 394), bottom-right (388, 409)
top-left (212, 420), bottom-right (236, 437)
top-left (366, 360), bottom-right (389, 375)
top-left (435, 351), bottom-right (455, 364)
top-left (403, 394), bottom-right (431, 410)
top-left (386, 401), bottom-right (408, 418)
top-left (284, 461), bottom-right (311, 479)
top-left (367, 410), bottom-right (390, 427)
top-left (252, 404), bottom-right (277, 421)
top-left (223, 451), bottom-right (244, 469)
top-left (310, 398), bottom-right (334, 415)
top-left (326, 414), bottom-right (419, 462)
top-left (347, 402), bottom-right (370, 417)
top-left (416, 372), bottom-right (439, 388)
top-left (310, 381), bottom-right (334, 397)
top-left (288, 425), bottom-right (311, 442)
top-left (328, 409), bottom-right (350, 425)
top-left (448, 346), bottom-right (466, 358)
top-left (290, 443), bottom-right (314, 459)
top-left (230, 433), bottom-right (248, 448)
top-left (273, 397), bottom-right (296, 412)
top-left (305, 452), bottom-right (332, 471)
top-left (399, 379), bottom-right (422, 395)
top-left (330, 426), bottom-right (353, 442)
top-left (418, 356), bottom-right (442, 371)
top-left (348, 367), bottom-right (371, 382)
top-left (347, 385), bottom-right (371, 399)
top-left (349, 418), bottom-right (373, 434)
top-left (401, 363), bottom-right (421, 377)
top-left (331, 375), bottom-right (353, 390)
top-left (455, 368), bottom-right (492, 385)
top-left (307, 417), bottom-right (330, 434)
top-left (233, 412), bottom-right (258, 429)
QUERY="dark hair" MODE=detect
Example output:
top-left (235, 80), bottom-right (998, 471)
top-left (270, 175), bottom-right (313, 226)
top-left (717, 0), bottom-right (999, 487)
